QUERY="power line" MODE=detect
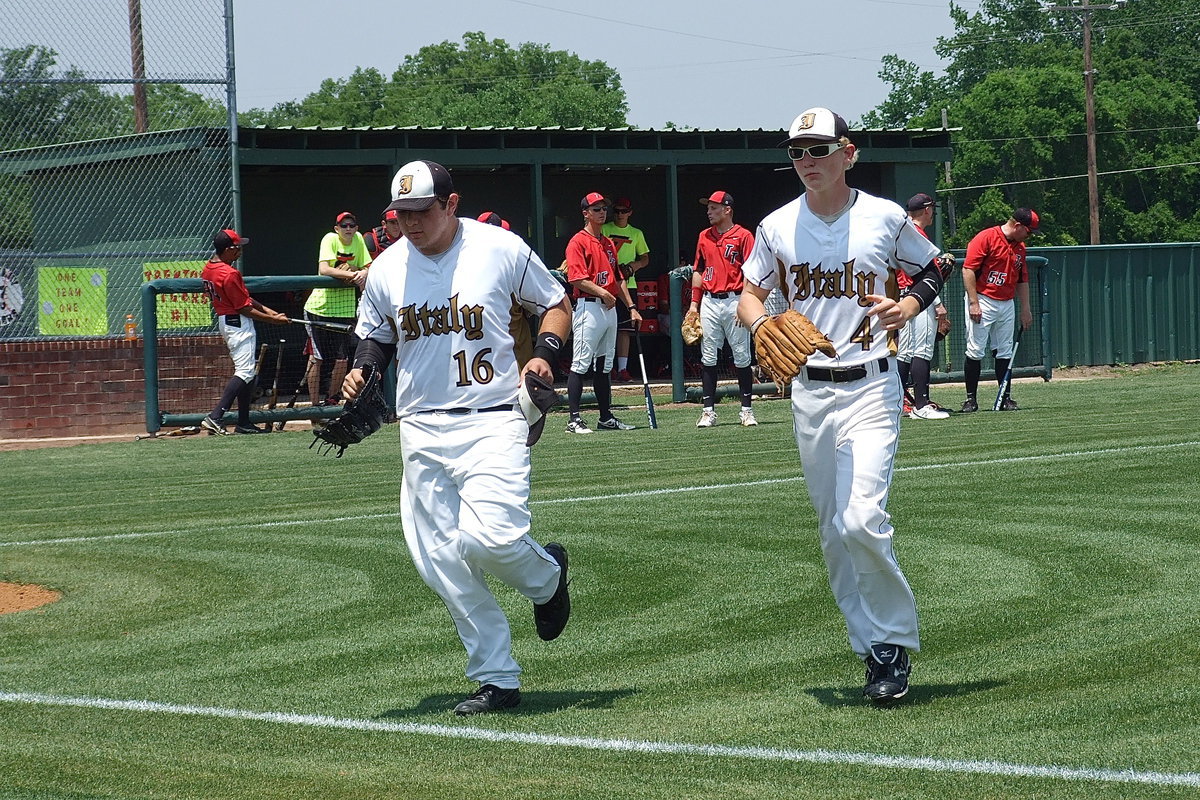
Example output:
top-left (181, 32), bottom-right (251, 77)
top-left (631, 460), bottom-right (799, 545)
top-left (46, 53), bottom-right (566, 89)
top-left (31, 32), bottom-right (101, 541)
top-left (953, 124), bottom-right (1198, 145)
top-left (938, 160), bottom-right (1200, 193)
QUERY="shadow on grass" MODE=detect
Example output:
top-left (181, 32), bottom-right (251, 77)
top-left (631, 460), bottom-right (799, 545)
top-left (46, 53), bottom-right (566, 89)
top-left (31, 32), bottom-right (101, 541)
top-left (377, 687), bottom-right (639, 719)
top-left (805, 679), bottom-right (1004, 708)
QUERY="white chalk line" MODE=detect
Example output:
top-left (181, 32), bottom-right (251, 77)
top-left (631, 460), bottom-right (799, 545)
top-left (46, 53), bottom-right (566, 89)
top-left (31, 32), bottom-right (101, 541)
top-left (4, 440), bottom-right (1198, 549)
top-left (0, 692), bottom-right (1194, 787)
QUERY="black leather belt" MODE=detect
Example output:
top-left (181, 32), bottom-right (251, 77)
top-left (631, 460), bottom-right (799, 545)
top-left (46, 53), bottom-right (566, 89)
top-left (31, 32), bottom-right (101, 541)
top-left (804, 358), bottom-right (889, 383)
top-left (423, 405), bottom-right (515, 415)
top-left (705, 291), bottom-right (740, 299)
top-left (580, 297), bottom-right (600, 302)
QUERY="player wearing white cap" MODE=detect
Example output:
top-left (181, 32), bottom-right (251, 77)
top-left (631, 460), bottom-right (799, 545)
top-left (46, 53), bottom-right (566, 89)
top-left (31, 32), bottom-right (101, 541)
top-left (341, 160), bottom-right (574, 716)
top-left (738, 107), bottom-right (947, 705)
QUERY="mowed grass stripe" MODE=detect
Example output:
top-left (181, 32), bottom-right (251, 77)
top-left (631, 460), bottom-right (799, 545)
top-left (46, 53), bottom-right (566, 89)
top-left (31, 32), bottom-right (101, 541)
top-left (5, 438), bottom-right (1198, 548)
top-left (1, 692), bottom-right (1197, 789)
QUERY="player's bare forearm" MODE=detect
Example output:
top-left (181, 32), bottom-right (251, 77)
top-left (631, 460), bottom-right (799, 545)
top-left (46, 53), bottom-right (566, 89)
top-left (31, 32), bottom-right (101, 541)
top-left (1018, 283), bottom-right (1032, 328)
top-left (737, 284), bottom-right (770, 329)
top-left (523, 299), bottom-right (570, 382)
top-left (246, 304), bottom-right (289, 325)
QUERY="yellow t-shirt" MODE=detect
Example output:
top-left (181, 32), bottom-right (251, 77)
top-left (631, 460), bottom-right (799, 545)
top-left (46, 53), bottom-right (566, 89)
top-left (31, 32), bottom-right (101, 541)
top-left (304, 231), bottom-right (372, 317)
top-left (601, 221), bottom-right (649, 288)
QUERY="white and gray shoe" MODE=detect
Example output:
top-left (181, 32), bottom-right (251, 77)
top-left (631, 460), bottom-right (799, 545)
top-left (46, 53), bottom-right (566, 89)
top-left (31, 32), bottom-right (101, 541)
top-left (739, 408), bottom-right (758, 427)
top-left (909, 403), bottom-right (950, 420)
top-left (565, 418), bottom-right (593, 434)
top-left (696, 409), bottom-right (717, 428)
top-left (597, 415), bottom-right (634, 431)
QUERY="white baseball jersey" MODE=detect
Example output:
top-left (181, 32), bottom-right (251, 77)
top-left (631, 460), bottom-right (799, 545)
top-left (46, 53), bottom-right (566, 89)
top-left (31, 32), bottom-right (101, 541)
top-left (742, 190), bottom-right (941, 367)
top-left (355, 219), bottom-right (566, 417)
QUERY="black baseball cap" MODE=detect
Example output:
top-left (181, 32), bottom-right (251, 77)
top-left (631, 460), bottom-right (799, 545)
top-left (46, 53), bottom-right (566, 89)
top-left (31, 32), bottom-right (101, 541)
top-left (1013, 207), bottom-right (1040, 231)
top-left (213, 228), bottom-right (248, 251)
top-left (906, 193), bottom-right (935, 212)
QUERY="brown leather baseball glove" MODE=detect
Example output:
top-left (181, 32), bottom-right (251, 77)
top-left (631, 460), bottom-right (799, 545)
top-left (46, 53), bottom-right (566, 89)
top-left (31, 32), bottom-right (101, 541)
top-left (681, 310), bottom-right (702, 345)
top-left (753, 310), bottom-right (837, 387)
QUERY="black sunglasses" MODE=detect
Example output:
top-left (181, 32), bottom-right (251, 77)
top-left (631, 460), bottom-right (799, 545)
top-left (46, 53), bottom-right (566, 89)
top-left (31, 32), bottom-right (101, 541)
top-left (786, 142), bottom-right (844, 160)
top-left (337, 222), bottom-right (358, 229)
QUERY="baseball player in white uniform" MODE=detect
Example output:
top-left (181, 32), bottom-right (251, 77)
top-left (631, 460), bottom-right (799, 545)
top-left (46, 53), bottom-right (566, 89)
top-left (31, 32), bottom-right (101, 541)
top-left (342, 160), bottom-right (574, 717)
top-left (738, 107), bottom-right (946, 705)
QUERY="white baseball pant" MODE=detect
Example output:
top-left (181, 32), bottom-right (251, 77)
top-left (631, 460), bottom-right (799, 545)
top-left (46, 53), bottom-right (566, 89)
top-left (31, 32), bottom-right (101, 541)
top-left (790, 362), bottom-right (920, 657)
top-left (218, 313), bottom-right (257, 382)
top-left (964, 294), bottom-right (1016, 360)
top-left (897, 303), bottom-right (939, 362)
top-left (399, 410), bottom-right (562, 689)
top-left (570, 300), bottom-right (617, 373)
top-left (699, 294), bottom-right (752, 368)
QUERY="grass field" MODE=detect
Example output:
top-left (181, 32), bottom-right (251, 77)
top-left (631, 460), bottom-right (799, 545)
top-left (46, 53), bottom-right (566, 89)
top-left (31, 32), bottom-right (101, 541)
top-left (3, 365), bottom-right (1199, 799)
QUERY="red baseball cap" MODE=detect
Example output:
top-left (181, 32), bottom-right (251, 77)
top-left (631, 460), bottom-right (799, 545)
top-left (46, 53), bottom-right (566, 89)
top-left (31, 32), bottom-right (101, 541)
top-left (580, 192), bottom-right (607, 210)
top-left (701, 191), bottom-right (734, 207)
top-left (335, 211), bottom-right (357, 226)
top-left (213, 228), bottom-right (248, 251)
top-left (614, 197), bottom-right (632, 210)
top-left (477, 211), bottom-right (511, 231)
top-left (383, 209), bottom-right (399, 222)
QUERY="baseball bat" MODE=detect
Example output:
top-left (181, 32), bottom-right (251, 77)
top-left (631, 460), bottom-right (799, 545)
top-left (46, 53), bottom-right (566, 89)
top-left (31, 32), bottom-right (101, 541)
top-left (253, 342), bottom-right (269, 401)
top-left (266, 338), bottom-right (286, 411)
top-left (275, 354), bottom-right (315, 431)
top-left (634, 330), bottom-right (658, 429)
top-left (287, 317), bottom-right (352, 334)
top-left (993, 328), bottom-right (1023, 411)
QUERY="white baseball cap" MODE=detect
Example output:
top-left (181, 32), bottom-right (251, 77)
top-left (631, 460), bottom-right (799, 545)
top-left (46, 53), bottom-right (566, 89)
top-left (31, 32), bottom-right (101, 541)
top-left (386, 160), bottom-right (455, 213)
top-left (781, 107), bottom-right (850, 145)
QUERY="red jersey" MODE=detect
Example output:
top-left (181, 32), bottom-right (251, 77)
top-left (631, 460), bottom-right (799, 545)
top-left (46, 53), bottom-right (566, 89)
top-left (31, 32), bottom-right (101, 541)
top-left (565, 230), bottom-right (620, 300)
top-left (200, 258), bottom-right (251, 315)
top-left (896, 220), bottom-right (931, 290)
top-left (963, 226), bottom-right (1028, 302)
top-left (693, 224), bottom-right (754, 294)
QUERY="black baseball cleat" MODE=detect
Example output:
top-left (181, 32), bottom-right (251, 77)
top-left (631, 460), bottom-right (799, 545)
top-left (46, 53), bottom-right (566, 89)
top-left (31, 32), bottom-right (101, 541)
top-left (999, 396), bottom-right (1019, 411)
top-left (960, 398), bottom-right (979, 413)
top-left (453, 684), bottom-right (521, 716)
top-left (864, 643), bottom-right (911, 705)
top-left (234, 424), bottom-right (268, 434)
top-left (534, 542), bottom-right (570, 641)
top-left (200, 416), bottom-right (227, 435)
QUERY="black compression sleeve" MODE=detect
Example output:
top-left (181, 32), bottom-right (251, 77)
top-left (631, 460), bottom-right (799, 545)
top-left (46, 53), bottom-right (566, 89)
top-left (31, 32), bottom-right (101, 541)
top-left (901, 262), bottom-right (946, 312)
top-left (352, 338), bottom-right (396, 372)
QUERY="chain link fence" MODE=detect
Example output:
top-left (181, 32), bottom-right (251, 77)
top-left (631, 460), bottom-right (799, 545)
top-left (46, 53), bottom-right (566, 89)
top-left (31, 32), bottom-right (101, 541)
top-left (0, 0), bottom-right (233, 341)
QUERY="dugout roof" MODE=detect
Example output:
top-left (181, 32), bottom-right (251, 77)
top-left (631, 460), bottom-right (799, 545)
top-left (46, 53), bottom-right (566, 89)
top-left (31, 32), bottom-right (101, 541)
top-left (237, 124), bottom-right (953, 279)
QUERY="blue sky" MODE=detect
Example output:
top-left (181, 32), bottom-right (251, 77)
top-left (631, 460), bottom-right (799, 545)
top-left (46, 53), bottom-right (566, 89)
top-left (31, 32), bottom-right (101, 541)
top-left (232, 0), bottom-right (976, 130)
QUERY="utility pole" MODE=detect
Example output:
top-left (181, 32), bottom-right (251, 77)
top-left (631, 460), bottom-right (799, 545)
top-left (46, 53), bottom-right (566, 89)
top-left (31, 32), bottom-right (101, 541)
top-left (128, 0), bottom-right (148, 133)
top-left (941, 107), bottom-right (956, 237)
top-left (1043, 0), bottom-right (1129, 245)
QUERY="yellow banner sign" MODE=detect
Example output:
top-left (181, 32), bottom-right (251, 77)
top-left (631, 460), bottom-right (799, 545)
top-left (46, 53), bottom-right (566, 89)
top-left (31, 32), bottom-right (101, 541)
top-left (38, 267), bottom-right (107, 336)
top-left (144, 260), bottom-right (212, 329)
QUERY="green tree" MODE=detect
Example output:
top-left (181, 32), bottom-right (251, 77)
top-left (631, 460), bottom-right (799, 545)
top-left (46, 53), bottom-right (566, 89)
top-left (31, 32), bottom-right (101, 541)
top-left (867, 0), bottom-right (1200, 244)
top-left (241, 32), bottom-right (628, 129)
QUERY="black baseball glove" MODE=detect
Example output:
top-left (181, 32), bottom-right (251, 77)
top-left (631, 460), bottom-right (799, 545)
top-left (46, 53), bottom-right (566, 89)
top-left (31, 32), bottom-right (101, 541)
top-left (518, 370), bottom-right (561, 446)
top-left (310, 363), bottom-right (388, 458)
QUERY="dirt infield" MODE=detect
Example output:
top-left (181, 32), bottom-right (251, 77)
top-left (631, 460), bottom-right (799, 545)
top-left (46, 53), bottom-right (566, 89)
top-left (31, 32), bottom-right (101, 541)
top-left (0, 582), bottom-right (62, 614)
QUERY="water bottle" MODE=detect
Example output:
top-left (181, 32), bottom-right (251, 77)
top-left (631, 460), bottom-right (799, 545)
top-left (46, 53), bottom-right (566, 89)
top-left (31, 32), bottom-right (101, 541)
top-left (124, 314), bottom-right (137, 341)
